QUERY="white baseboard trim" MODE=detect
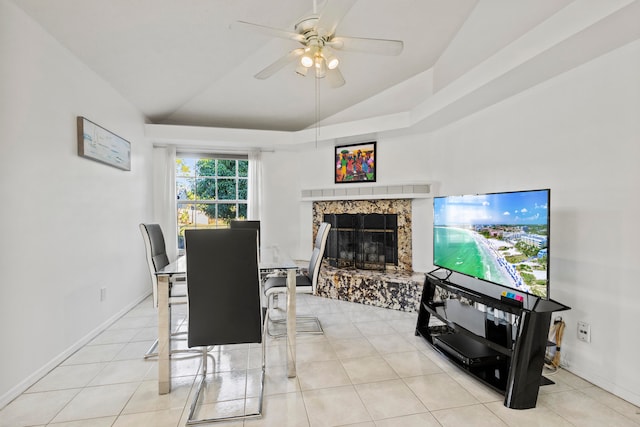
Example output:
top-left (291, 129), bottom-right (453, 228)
top-left (565, 366), bottom-right (640, 408)
top-left (0, 292), bottom-right (152, 410)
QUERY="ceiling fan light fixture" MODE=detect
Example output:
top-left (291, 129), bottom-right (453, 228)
top-left (236, 0), bottom-right (405, 86)
top-left (314, 55), bottom-right (327, 78)
top-left (324, 52), bottom-right (339, 70)
top-left (301, 54), bottom-right (314, 68)
top-left (301, 45), bottom-right (319, 68)
top-left (295, 64), bottom-right (308, 76)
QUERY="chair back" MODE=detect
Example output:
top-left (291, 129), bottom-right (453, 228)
top-left (230, 220), bottom-right (261, 249)
top-left (140, 223), bottom-right (171, 307)
top-left (306, 222), bottom-right (332, 292)
top-left (185, 229), bottom-right (262, 348)
top-left (140, 224), bottom-right (170, 272)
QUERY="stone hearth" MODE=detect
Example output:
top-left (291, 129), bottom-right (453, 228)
top-left (317, 266), bottom-right (425, 312)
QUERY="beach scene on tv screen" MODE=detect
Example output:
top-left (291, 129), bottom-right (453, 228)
top-left (433, 190), bottom-right (549, 298)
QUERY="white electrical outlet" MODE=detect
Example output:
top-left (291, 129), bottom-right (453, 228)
top-left (100, 287), bottom-right (107, 302)
top-left (577, 321), bottom-right (590, 343)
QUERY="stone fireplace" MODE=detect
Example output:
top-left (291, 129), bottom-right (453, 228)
top-left (312, 199), bottom-right (412, 271)
top-left (312, 199), bottom-right (424, 312)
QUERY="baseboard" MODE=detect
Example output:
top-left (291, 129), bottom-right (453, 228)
top-left (564, 366), bottom-right (640, 408)
top-left (0, 291), bottom-right (151, 410)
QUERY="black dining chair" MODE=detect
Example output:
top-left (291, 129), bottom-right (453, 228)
top-left (139, 223), bottom-right (188, 358)
top-left (184, 228), bottom-right (265, 424)
top-left (139, 223), bottom-right (187, 307)
top-left (230, 220), bottom-right (261, 250)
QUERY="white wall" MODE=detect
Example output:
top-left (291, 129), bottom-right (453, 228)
top-left (273, 40), bottom-right (640, 406)
top-left (260, 150), bottom-right (308, 259)
top-left (423, 39), bottom-right (640, 406)
top-left (0, 0), bottom-right (152, 405)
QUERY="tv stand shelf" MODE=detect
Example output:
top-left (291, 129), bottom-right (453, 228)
top-left (415, 271), bottom-right (570, 409)
top-left (421, 302), bottom-right (513, 357)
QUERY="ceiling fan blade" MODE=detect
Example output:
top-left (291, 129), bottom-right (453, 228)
top-left (316, 0), bottom-right (357, 37)
top-left (326, 67), bottom-right (346, 88)
top-left (231, 20), bottom-right (305, 43)
top-left (328, 36), bottom-right (404, 56)
top-left (254, 48), bottom-right (305, 80)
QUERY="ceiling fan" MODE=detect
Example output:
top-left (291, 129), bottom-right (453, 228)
top-left (232, 0), bottom-right (404, 88)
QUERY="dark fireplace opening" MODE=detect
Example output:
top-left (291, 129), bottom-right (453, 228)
top-left (323, 213), bottom-right (398, 271)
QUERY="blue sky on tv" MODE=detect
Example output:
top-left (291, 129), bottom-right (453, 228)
top-left (434, 190), bottom-right (549, 226)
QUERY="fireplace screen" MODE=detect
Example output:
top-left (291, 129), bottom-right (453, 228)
top-left (323, 213), bottom-right (398, 271)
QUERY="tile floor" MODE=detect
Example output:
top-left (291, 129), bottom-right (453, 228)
top-left (2, 294), bottom-right (639, 427)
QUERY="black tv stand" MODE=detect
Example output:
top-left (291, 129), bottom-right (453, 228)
top-left (415, 271), bottom-right (570, 409)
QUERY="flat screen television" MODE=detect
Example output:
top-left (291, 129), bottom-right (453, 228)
top-left (433, 189), bottom-right (550, 299)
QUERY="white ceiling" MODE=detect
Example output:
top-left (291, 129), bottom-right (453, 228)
top-left (10, 0), bottom-right (640, 135)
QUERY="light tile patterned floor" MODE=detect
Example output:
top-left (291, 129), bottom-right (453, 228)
top-left (2, 294), bottom-right (639, 426)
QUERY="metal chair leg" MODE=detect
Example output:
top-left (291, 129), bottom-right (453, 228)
top-left (266, 292), bottom-right (323, 337)
top-left (267, 316), bottom-right (324, 337)
top-left (144, 331), bottom-right (204, 359)
top-left (186, 328), bottom-right (266, 424)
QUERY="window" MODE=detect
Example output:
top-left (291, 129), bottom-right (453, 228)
top-left (176, 155), bottom-right (248, 249)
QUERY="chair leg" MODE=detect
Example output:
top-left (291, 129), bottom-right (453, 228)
top-left (266, 292), bottom-right (323, 337)
top-left (144, 339), bottom-right (160, 359)
top-left (186, 349), bottom-right (208, 425)
top-left (267, 316), bottom-right (324, 337)
top-left (186, 339), bottom-right (266, 425)
top-left (143, 332), bottom-right (204, 359)
top-left (145, 300), bottom-right (201, 359)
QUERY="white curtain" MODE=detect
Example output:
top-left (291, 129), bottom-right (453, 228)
top-left (152, 145), bottom-right (178, 261)
top-left (247, 150), bottom-right (262, 220)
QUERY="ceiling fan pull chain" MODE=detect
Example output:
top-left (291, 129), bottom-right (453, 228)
top-left (315, 75), bottom-right (320, 148)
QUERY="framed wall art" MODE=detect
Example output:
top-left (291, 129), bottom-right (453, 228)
top-left (77, 116), bottom-right (131, 171)
top-left (335, 141), bottom-right (376, 183)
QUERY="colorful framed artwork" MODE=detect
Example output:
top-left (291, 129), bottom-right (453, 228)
top-left (77, 116), bottom-right (131, 171)
top-left (335, 142), bottom-right (376, 184)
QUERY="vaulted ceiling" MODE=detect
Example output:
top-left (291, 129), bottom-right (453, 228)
top-left (10, 0), bottom-right (640, 136)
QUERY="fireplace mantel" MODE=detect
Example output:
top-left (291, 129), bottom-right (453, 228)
top-left (301, 183), bottom-right (434, 202)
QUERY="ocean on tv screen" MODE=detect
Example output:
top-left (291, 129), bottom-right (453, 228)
top-left (433, 190), bottom-right (549, 298)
